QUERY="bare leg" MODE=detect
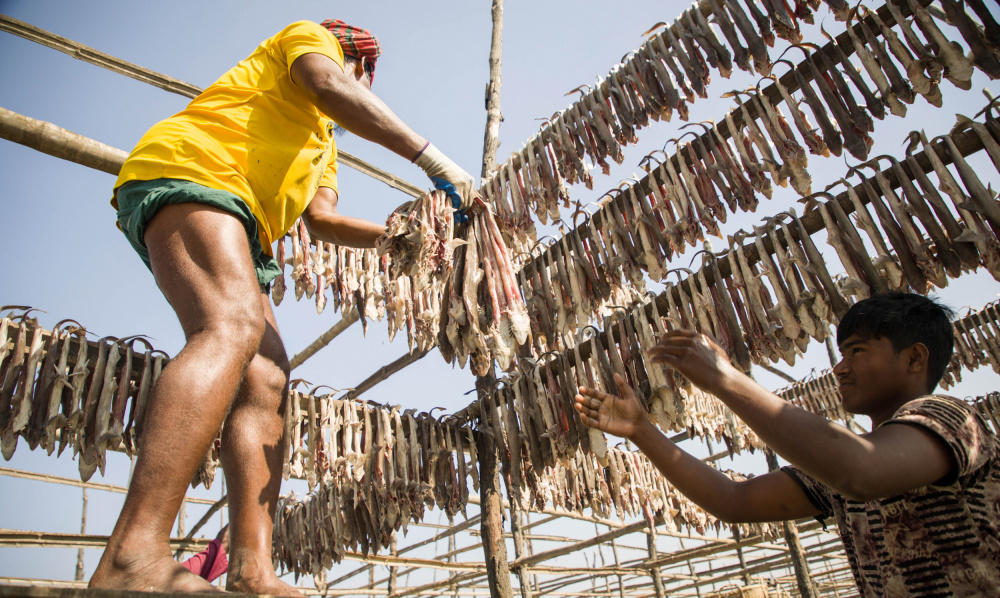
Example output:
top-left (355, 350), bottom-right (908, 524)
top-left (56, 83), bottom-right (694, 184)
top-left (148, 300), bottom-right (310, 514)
top-left (222, 294), bottom-right (303, 597)
top-left (90, 203), bottom-right (264, 592)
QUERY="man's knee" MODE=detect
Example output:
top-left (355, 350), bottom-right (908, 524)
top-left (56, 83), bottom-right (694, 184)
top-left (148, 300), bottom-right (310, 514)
top-left (207, 303), bottom-right (268, 363)
top-left (244, 350), bottom-right (291, 405)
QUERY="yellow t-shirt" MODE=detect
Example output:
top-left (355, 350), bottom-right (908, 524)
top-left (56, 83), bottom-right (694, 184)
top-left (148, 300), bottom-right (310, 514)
top-left (113, 20), bottom-right (343, 252)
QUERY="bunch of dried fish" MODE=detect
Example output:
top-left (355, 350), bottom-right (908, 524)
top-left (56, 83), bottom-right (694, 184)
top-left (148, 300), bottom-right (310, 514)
top-left (0, 310), bottom-right (182, 483)
top-left (433, 199), bottom-right (533, 373)
top-left (483, 0), bottom-right (998, 247)
top-left (940, 300), bottom-right (1000, 388)
top-left (377, 189), bottom-right (459, 293)
top-left (273, 194), bottom-right (531, 372)
top-left (274, 392), bottom-right (476, 575)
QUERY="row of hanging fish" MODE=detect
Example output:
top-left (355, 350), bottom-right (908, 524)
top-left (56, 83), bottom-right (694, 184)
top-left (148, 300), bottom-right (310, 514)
top-left (940, 299), bottom-right (1000, 388)
top-left (277, 386), bottom-right (477, 569)
top-left (272, 191), bottom-right (531, 374)
top-left (774, 370), bottom-right (851, 422)
top-left (481, 304), bottom-right (773, 496)
top-left (516, 111), bottom-right (1000, 366)
top-left (521, 444), bottom-right (778, 542)
top-left (481, 0), bottom-right (1000, 246)
top-left (972, 391), bottom-right (1000, 435)
top-left (0, 309), bottom-right (174, 482)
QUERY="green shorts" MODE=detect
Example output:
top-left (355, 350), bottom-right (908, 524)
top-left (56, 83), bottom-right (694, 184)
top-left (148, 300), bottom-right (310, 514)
top-left (115, 178), bottom-right (282, 287)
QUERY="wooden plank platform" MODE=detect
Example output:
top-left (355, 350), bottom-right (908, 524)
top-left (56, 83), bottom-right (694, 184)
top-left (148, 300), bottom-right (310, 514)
top-left (0, 585), bottom-right (260, 598)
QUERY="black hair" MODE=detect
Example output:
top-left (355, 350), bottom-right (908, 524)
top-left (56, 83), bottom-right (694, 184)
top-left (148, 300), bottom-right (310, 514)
top-left (836, 292), bottom-right (955, 391)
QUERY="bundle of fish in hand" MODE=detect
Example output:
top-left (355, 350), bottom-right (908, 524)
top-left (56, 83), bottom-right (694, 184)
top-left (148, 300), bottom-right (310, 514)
top-left (376, 189), bottom-right (460, 293)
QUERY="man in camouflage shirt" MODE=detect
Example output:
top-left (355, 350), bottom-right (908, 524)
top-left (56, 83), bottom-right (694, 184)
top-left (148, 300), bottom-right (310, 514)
top-left (575, 293), bottom-right (999, 597)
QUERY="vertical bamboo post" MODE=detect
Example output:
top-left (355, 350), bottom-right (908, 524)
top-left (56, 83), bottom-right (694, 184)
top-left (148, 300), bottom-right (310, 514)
top-left (177, 500), bottom-right (186, 538)
top-left (609, 535), bottom-right (626, 598)
top-left (481, 0), bottom-right (504, 179)
top-left (678, 538), bottom-right (701, 597)
top-left (448, 518), bottom-right (459, 598)
top-left (477, 375), bottom-right (513, 598)
top-left (75, 488), bottom-right (87, 582)
top-left (509, 501), bottom-right (533, 598)
top-left (765, 449), bottom-right (818, 598)
top-left (477, 1), bottom-right (512, 596)
top-left (732, 527), bottom-right (752, 585)
top-left (387, 532), bottom-right (398, 595)
top-left (645, 527), bottom-right (666, 598)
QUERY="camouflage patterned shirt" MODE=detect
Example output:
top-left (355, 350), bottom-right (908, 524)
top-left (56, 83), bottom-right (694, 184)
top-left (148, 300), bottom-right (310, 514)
top-left (784, 395), bottom-right (1000, 597)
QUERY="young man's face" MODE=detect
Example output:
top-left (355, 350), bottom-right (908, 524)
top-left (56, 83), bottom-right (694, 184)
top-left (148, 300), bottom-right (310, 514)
top-left (833, 334), bottom-right (913, 415)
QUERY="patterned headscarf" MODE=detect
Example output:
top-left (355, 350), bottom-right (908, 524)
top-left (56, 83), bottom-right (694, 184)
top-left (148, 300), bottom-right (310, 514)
top-left (320, 19), bottom-right (381, 83)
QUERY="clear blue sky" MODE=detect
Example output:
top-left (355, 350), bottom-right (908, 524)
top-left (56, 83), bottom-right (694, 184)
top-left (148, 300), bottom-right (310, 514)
top-left (1, 0), bottom-right (998, 591)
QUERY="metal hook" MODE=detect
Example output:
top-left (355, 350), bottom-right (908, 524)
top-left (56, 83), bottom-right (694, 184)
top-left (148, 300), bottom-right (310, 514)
top-left (688, 248), bottom-right (714, 269)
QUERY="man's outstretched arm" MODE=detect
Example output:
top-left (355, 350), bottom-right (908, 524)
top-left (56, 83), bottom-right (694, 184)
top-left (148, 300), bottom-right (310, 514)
top-left (648, 331), bottom-right (956, 501)
top-left (302, 187), bottom-right (384, 248)
top-left (576, 374), bottom-right (819, 524)
top-left (291, 53), bottom-right (425, 159)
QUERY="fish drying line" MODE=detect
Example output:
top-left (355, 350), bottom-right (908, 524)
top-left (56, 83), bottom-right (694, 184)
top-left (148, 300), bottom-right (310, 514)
top-left (1, 0), bottom-right (1000, 590)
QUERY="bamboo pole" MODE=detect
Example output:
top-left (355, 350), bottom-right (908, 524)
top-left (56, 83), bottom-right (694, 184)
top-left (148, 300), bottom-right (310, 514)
top-left (475, 1), bottom-right (513, 596)
top-left (480, 0), bottom-right (503, 179)
top-left (511, 518), bottom-right (655, 569)
top-left (173, 494), bottom-right (228, 557)
top-left (0, 530), bottom-right (208, 552)
top-left (477, 376), bottom-right (514, 598)
top-left (765, 449), bottom-right (818, 598)
top-left (0, 106), bottom-right (126, 175)
top-left (74, 489), bottom-right (86, 582)
top-left (339, 348), bottom-right (430, 402)
top-left (0, 466), bottom-right (218, 505)
top-left (289, 310), bottom-right (360, 370)
top-left (387, 532), bottom-right (398, 596)
top-left (351, 515), bottom-right (483, 587)
top-left (644, 528), bottom-right (665, 598)
top-left (510, 503), bottom-right (534, 598)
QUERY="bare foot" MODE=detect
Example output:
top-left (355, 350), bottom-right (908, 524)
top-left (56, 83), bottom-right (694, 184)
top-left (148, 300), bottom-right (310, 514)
top-left (228, 569), bottom-right (305, 597)
top-left (90, 550), bottom-right (223, 593)
top-left (228, 576), bottom-right (305, 597)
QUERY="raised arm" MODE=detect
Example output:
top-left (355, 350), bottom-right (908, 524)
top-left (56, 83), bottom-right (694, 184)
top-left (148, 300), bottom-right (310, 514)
top-left (302, 186), bottom-right (385, 248)
top-left (291, 52), bottom-right (425, 159)
top-left (649, 331), bottom-right (956, 501)
top-left (575, 374), bottom-right (819, 523)
top-left (290, 52), bottom-right (475, 210)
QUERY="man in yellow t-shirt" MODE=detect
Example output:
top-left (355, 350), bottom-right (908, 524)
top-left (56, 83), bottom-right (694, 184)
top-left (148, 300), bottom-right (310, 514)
top-left (90, 20), bottom-right (474, 596)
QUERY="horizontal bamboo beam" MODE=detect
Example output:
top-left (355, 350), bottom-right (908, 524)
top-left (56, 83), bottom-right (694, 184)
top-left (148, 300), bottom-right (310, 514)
top-left (391, 570), bottom-right (485, 598)
top-left (511, 517), bottom-right (655, 569)
top-left (0, 106), bottom-right (126, 175)
top-left (289, 310), bottom-right (360, 370)
top-left (0, 15), bottom-right (425, 198)
top-left (0, 530), bottom-right (208, 552)
top-left (329, 514), bottom-right (483, 586)
top-left (340, 347), bottom-right (430, 402)
top-left (0, 466), bottom-right (218, 506)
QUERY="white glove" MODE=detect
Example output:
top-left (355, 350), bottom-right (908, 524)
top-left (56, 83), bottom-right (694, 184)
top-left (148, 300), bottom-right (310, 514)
top-left (414, 143), bottom-right (476, 211)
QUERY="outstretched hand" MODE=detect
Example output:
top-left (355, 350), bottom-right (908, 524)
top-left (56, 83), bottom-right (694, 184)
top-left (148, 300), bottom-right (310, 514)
top-left (574, 373), bottom-right (648, 440)
top-left (648, 330), bottom-right (737, 395)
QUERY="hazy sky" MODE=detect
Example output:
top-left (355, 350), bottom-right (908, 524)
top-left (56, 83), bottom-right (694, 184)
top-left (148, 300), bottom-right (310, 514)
top-left (1, 0), bottom-right (998, 591)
